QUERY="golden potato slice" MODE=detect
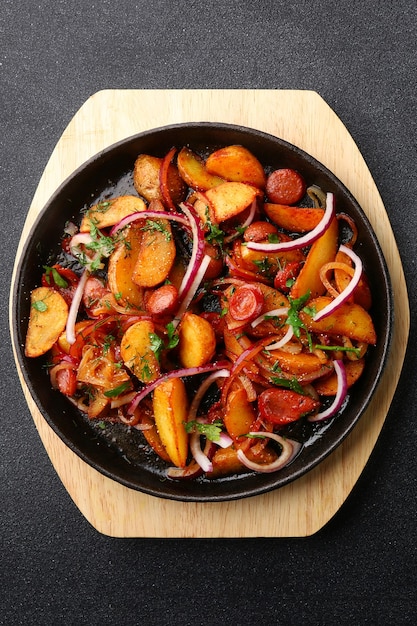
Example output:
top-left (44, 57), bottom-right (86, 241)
top-left (177, 147), bottom-right (224, 191)
top-left (120, 320), bottom-right (160, 383)
top-left (206, 145), bottom-right (266, 189)
top-left (178, 312), bottom-right (216, 368)
top-left (314, 358), bottom-right (366, 396)
top-left (205, 182), bottom-right (258, 223)
top-left (80, 195), bottom-right (146, 232)
top-left (224, 388), bottom-right (256, 439)
top-left (264, 203), bottom-right (324, 233)
top-left (290, 216), bottom-right (339, 300)
top-left (132, 218), bottom-right (176, 287)
top-left (133, 154), bottom-right (186, 205)
top-left (208, 445), bottom-right (277, 478)
top-left (299, 297), bottom-right (377, 345)
top-left (108, 225), bottom-right (144, 309)
top-left (153, 377), bottom-right (189, 468)
top-left (25, 287), bottom-right (68, 358)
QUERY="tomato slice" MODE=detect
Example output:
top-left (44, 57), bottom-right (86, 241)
top-left (274, 261), bottom-right (302, 293)
top-left (228, 285), bottom-right (264, 322)
top-left (258, 388), bottom-right (320, 426)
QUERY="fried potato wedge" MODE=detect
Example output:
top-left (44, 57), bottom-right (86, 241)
top-left (206, 145), bottom-right (266, 189)
top-left (290, 216), bottom-right (339, 300)
top-left (25, 287), bottom-right (68, 358)
top-left (205, 181), bottom-right (258, 223)
top-left (132, 218), bottom-right (176, 287)
top-left (224, 387), bottom-right (256, 439)
top-left (80, 195), bottom-right (146, 232)
top-left (300, 297), bottom-right (377, 344)
top-left (108, 225), bottom-right (144, 309)
top-left (178, 312), bottom-right (216, 368)
top-left (264, 203), bottom-right (324, 233)
top-left (153, 377), bottom-right (189, 468)
top-left (120, 320), bottom-right (160, 383)
top-left (133, 154), bottom-right (186, 205)
top-left (314, 358), bottom-right (366, 396)
top-left (177, 147), bottom-right (224, 191)
top-left (207, 445), bottom-right (278, 478)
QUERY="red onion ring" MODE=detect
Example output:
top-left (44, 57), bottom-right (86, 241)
top-left (187, 369), bottom-right (231, 423)
top-left (190, 431), bottom-right (214, 473)
top-left (308, 359), bottom-right (347, 422)
top-left (246, 192), bottom-right (335, 252)
top-left (237, 432), bottom-right (301, 473)
top-left (172, 253), bottom-right (212, 328)
top-left (110, 209), bottom-right (189, 236)
top-left (177, 203), bottom-right (206, 298)
top-left (312, 244), bottom-right (363, 321)
top-left (65, 269), bottom-right (90, 344)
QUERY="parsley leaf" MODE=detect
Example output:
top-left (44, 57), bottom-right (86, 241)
top-left (165, 322), bottom-right (179, 349)
top-left (104, 381), bottom-right (131, 398)
top-left (185, 420), bottom-right (223, 442)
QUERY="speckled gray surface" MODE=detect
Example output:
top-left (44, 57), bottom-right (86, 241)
top-left (1, 1), bottom-right (417, 624)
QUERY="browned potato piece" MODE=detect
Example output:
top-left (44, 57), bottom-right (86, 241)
top-left (315, 359), bottom-right (366, 396)
top-left (153, 378), bottom-right (189, 468)
top-left (133, 154), bottom-right (186, 205)
top-left (79, 195), bottom-right (146, 233)
top-left (206, 145), bottom-right (266, 189)
top-left (25, 287), bottom-right (68, 357)
top-left (208, 445), bottom-right (278, 478)
top-left (299, 297), bottom-right (377, 344)
top-left (120, 320), bottom-right (160, 383)
top-left (178, 312), bottom-right (216, 368)
top-left (132, 217), bottom-right (176, 287)
top-left (177, 147), bottom-right (224, 191)
top-left (223, 388), bottom-right (256, 439)
top-left (290, 216), bottom-right (339, 300)
top-left (205, 182), bottom-right (258, 223)
top-left (107, 225), bottom-right (144, 309)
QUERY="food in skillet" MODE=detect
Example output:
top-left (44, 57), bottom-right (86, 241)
top-left (25, 143), bottom-right (376, 479)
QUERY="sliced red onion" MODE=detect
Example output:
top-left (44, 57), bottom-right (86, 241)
top-left (265, 325), bottom-right (294, 350)
top-left (110, 209), bottom-right (189, 236)
top-left (187, 369), bottom-right (231, 423)
top-left (308, 360), bottom-right (347, 422)
top-left (172, 253), bottom-right (212, 328)
top-left (190, 431), bottom-right (213, 473)
top-left (69, 232), bottom-right (93, 254)
top-left (65, 268), bottom-right (90, 344)
top-left (247, 192), bottom-right (335, 252)
top-left (217, 432), bottom-right (233, 449)
top-left (127, 361), bottom-right (230, 414)
top-left (236, 432), bottom-right (301, 473)
top-left (166, 439), bottom-right (216, 480)
top-left (312, 244), bottom-right (363, 321)
top-left (177, 203), bottom-right (206, 298)
top-left (251, 307), bottom-right (289, 328)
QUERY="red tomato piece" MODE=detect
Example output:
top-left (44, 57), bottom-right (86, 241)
top-left (228, 285), bottom-right (264, 322)
top-left (274, 261), bottom-right (302, 293)
top-left (258, 388), bottom-right (320, 426)
top-left (266, 169), bottom-right (306, 205)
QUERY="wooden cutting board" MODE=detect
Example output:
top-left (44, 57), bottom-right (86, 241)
top-left (10, 90), bottom-right (409, 537)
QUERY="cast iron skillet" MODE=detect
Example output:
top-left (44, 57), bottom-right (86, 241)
top-left (11, 122), bottom-right (393, 502)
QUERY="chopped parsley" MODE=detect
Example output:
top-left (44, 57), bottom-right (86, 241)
top-left (185, 420), bottom-right (223, 442)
